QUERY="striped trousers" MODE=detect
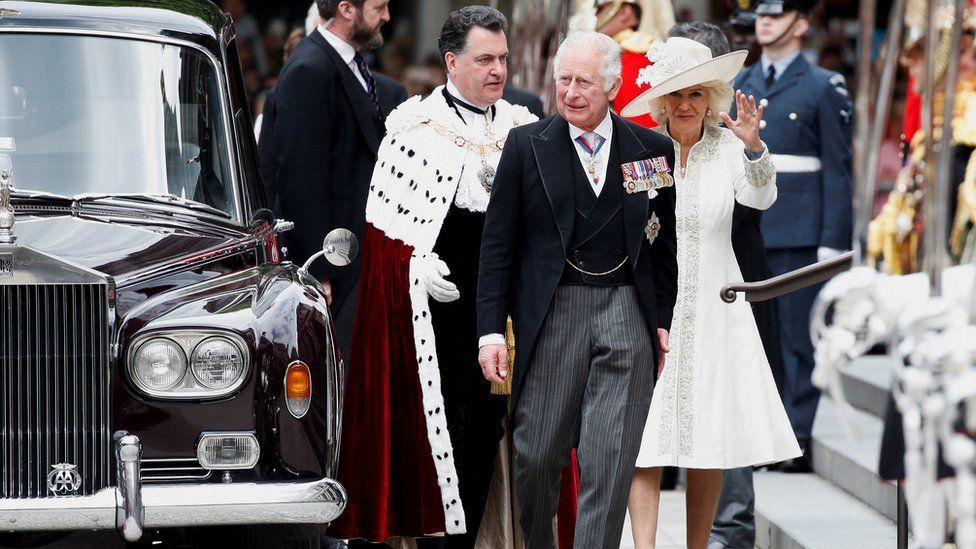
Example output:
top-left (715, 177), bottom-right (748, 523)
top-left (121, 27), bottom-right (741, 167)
top-left (513, 284), bottom-right (654, 548)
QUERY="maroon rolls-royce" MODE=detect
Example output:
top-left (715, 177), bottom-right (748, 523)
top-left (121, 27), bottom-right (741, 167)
top-left (0, 0), bottom-right (349, 546)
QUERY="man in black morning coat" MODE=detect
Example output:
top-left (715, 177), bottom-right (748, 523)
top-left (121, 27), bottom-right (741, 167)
top-left (476, 31), bottom-right (677, 547)
top-left (259, 0), bottom-right (406, 359)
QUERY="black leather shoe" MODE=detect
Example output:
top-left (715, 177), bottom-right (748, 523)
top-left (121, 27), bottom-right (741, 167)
top-left (777, 439), bottom-right (813, 473)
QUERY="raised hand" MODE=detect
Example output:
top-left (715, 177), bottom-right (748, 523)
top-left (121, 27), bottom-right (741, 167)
top-left (720, 90), bottom-right (764, 153)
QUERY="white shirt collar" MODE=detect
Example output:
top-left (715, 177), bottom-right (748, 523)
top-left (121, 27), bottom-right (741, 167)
top-left (446, 79), bottom-right (491, 111)
top-left (760, 50), bottom-right (801, 81)
top-left (318, 25), bottom-right (357, 65)
top-left (568, 108), bottom-right (613, 142)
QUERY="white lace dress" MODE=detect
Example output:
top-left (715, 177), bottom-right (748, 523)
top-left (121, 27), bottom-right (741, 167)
top-left (635, 125), bottom-right (802, 469)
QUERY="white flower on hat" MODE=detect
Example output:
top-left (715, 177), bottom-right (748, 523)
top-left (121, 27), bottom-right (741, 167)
top-left (644, 40), bottom-right (666, 63)
top-left (637, 43), bottom-right (699, 88)
top-left (622, 37), bottom-right (749, 117)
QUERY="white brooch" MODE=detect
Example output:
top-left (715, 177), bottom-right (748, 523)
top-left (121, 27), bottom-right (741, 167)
top-left (645, 213), bottom-right (661, 245)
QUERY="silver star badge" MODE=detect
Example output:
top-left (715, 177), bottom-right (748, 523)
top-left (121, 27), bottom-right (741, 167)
top-left (645, 213), bottom-right (661, 245)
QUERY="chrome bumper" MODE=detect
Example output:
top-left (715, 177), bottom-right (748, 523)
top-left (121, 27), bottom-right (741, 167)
top-left (0, 435), bottom-right (346, 541)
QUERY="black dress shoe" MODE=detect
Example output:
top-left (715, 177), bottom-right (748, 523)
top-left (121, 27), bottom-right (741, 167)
top-left (777, 439), bottom-right (813, 473)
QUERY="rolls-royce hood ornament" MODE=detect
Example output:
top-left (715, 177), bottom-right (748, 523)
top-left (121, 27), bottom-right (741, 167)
top-left (0, 137), bottom-right (16, 245)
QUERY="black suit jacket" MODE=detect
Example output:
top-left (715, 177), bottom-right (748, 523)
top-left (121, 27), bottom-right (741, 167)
top-left (477, 114), bottom-right (678, 409)
top-left (502, 86), bottom-right (545, 119)
top-left (258, 31), bottom-right (406, 312)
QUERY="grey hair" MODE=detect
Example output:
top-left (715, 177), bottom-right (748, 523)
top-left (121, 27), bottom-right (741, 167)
top-left (667, 21), bottom-right (731, 56)
top-left (552, 31), bottom-right (622, 93)
top-left (437, 6), bottom-right (508, 64)
top-left (648, 80), bottom-right (734, 126)
top-left (316, 0), bottom-right (365, 19)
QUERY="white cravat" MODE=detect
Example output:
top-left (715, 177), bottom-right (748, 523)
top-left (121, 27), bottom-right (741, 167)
top-left (318, 25), bottom-right (368, 91)
top-left (568, 110), bottom-right (613, 196)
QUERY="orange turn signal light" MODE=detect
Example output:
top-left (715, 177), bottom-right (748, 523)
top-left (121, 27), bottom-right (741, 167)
top-left (285, 361), bottom-right (311, 399)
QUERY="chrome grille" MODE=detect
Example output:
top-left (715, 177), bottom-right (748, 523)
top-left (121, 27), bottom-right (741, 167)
top-left (0, 284), bottom-right (112, 498)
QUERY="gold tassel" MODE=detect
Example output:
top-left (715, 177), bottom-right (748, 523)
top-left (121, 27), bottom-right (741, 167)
top-left (490, 317), bottom-right (516, 395)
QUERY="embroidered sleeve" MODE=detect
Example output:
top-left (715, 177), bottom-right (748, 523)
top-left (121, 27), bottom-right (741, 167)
top-left (742, 142), bottom-right (774, 187)
top-left (733, 140), bottom-right (777, 210)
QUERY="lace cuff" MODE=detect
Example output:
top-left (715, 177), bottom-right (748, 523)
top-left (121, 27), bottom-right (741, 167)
top-left (742, 143), bottom-right (774, 188)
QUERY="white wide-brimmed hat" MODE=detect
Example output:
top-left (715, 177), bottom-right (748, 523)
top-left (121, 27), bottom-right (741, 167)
top-left (620, 37), bottom-right (748, 118)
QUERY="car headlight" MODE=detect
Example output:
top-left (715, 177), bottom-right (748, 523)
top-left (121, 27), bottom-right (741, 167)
top-left (131, 338), bottom-right (187, 391)
top-left (127, 331), bottom-right (250, 399)
top-left (191, 337), bottom-right (245, 389)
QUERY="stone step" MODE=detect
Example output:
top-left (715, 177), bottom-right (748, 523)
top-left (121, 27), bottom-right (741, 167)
top-left (812, 395), bottom-right (898, 521)
top-left (838, 355), bottom-right (895, 420)
top-left (754, 471), bottom-right (898, 549)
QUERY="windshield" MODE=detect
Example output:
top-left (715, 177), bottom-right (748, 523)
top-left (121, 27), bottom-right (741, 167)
top-left (0, 33), bottom-right (238, 220)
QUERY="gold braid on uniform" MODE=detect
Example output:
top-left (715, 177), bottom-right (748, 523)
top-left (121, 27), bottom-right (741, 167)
top-left (871, 21), bottom-right (976, 271)
top-left (950, 68), bottom-right (976, 261)
top-left (868, 131), bottom-right (926, 274)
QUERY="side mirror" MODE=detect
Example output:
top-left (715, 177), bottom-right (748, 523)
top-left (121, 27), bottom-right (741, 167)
top-left (301, 228), bottom-right (359, 271)
top-left (248, 208), bottom-right (275, 232)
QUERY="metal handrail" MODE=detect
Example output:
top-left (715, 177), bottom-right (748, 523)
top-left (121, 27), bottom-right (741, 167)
top-left (720, 251), bottom-right (855, 303)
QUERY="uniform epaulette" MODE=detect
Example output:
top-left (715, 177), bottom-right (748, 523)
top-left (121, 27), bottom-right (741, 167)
top-left (614, 29), bottom-right (656, 54)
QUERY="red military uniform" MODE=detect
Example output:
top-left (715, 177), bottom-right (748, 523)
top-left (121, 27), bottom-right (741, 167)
top-left (613, 29), bottom-right (659, 128)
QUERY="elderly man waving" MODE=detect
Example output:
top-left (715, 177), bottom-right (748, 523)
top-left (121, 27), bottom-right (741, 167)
top-left (477, 30), bottom-right (678, 547)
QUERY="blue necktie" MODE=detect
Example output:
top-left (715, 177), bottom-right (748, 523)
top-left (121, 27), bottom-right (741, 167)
top-left (353, 52), bottom-right (380, 114)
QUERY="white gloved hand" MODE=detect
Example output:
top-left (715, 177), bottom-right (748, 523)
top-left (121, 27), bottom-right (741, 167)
top-left (417, 254), bottom-right (460, 303)
top-left (817, 246), bottom-right (846, 262)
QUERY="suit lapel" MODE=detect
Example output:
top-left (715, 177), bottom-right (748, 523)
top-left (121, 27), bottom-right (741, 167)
top-left (743, 63), bottom-right (766, 95)
top-left (309, 32), bottom-right (381, 153)
top-left (530, 116), bottom-right (574, 253)
top-left (613, 115), bottom-right (652, 267)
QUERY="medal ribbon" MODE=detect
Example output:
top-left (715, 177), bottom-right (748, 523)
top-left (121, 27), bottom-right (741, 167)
top-left (574, 133), bottom-right (606, 156)
top-left (575, 133), bottom-right (606, 185)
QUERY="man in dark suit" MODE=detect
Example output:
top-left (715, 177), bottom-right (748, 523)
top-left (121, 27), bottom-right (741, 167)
top-left (477, 31), bottom-right (677, 547)
top-left (735, 0), bottom-right (852, 472)
top-left (258, 0), bottom-right (405, 360)
top-left (502, 85), bottom-right (545, 118)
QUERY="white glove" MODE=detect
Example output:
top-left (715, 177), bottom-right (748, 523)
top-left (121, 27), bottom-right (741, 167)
top-left (817, 246), bottom-right (846, 262)
top-left (417, 254), bottom-right (460, 303)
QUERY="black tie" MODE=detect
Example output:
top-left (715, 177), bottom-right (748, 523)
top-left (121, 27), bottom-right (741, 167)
top-left (765, 64), bottom-right (776, 88)
top-left (353, 52), bottom-right (380, 114)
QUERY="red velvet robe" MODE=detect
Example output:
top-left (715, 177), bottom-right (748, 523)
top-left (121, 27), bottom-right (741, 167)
top-left (331, 90), bottom-right (537, 541)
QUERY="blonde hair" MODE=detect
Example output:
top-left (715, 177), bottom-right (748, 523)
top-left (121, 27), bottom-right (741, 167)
top-left (648, 80), bottom-right (734, 126)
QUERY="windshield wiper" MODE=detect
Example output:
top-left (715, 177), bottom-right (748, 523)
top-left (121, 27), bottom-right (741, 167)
top-left (73, 193), bottom-right (232, 219)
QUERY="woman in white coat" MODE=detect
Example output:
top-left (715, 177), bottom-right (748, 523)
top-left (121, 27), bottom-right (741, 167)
top-left (619, 37), bottom-right (801, 549)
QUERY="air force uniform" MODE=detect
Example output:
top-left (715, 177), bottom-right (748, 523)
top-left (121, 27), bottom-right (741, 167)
top-left (735, 51), bottom-right (853, 442)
